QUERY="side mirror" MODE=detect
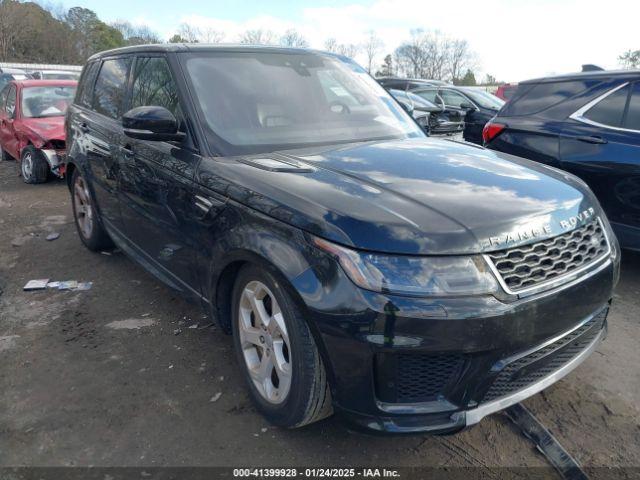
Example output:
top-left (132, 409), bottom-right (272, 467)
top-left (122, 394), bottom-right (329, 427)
top-left (460, 102), bottom-right (477, 111)
top-left (399, 101), bottom-right (414, 115)
top-left (122, 106), bottom-right (185, 142)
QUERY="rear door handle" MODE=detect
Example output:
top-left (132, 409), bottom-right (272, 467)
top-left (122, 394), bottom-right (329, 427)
top-left (576, 135), bottom-right (607, 144)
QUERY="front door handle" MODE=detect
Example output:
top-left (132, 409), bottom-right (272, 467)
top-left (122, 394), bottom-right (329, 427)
top-left (576, 135), bottom-right (607, 144)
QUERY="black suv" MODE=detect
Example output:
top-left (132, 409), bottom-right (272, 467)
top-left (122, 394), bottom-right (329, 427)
top-left (66, 45), bottom-right (619, 434)
top-left (483, 70), bottom-right (640, 250)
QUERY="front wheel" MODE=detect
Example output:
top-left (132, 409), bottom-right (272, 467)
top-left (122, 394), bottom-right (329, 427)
top-left (231, 265), bottom-right (333, 428)
top-left (21, 146), bottom-right (48, 184)
top-left (71, 168), bottom-right (113, 251)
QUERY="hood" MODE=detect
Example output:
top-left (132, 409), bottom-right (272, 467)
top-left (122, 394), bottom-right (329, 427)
top-left (197, 137), bottom-right (601, 255)
top-left (21, 117), bottom-right (65, 142)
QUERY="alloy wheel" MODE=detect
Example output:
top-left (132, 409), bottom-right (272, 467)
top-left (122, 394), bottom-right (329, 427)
top-left (74, 175), bottom-right (94, 239)
top-left (21, 152), bottom-right (33, 180)
top-left (238, 280), bottom-right (292, 404)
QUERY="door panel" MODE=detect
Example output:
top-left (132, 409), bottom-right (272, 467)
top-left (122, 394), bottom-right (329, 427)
top-left (560, 121), bottom-right (640, 241)
top-left (118, 55), bottom-right (201, 294)
top-left (0, 86), bottom-right (18, 158)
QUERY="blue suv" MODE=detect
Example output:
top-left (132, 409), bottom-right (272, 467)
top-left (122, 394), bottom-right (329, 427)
top-left (484, 70), bottom-right (640, 250)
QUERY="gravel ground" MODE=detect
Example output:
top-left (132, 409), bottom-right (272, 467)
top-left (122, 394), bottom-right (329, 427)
top-left (0, 158), bottom-right (638, 472)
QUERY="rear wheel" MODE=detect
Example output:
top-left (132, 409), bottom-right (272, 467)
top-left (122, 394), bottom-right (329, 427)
top-left (20, 146), bottom-right (48, 184)
top-left (71, 168), bottom-right (113, 251)
top-left (231, 265), bottom-right (333, 428)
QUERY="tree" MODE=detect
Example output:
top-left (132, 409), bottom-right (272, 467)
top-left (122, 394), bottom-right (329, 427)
top-left (457, 69), bottom-right (477, 86)
top-left (376, 54), bottom-right (394, 77)
top-left (65, 6), bottom-right (124, 60)
top-left (279, 29), bottom-right (309, 48)
top-left (111, 20), bottom-right (161, 46)
top-left (322, 38), bottom-right (359, 59)
top-left (239, 29), bottom-right (277, 45)
top-left (200, 27), bottom-right (225, 44)
top-left (394, 29), bottom-right (477, 82)
top-left (168, 34), bottom-right (187, 43)
top-left (483, 74), bottom-right (497, 85)
top-left (362, 30), bottom-right (383, 73)
top-left (175, 23), bottom-right (200, 43)
top-left (619, 50), bottom-right (640, 69)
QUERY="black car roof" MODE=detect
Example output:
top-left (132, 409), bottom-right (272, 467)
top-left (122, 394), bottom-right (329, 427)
top-left (87, 43), bottom-right (331, 61)
top-left (521, 69), bottom-right (640, 85)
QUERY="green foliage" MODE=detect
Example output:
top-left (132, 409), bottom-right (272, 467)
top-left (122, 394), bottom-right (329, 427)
top-left (619, 50), bottom-right (640, 69)
top-left (455, 69), bottom-right (477, 86)
top-left (0, 1), bottom-right (156, 64)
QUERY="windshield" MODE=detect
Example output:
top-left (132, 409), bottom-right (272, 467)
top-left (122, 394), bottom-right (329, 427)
top-left (462, 89), bottom-right (504, 110)
top-left (21, 86), bottom-right (76, 118)
top-left (182, 51), bottom-right (423, 155)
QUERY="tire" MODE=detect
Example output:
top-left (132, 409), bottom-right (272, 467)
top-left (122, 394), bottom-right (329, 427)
top-left (70, 168), bottom-right (113, 251)
top-left (20, 146), bottom-right (49, 184)
top-left (0, 143), bottom-right (12, 161)
top-left (231, 264), bottom-right (333, 428)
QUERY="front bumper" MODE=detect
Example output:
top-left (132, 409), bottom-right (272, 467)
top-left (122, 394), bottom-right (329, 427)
top-left (293, 247), bottom-right (618, 434)
top-left (41, 149), bottom-right (66, 178)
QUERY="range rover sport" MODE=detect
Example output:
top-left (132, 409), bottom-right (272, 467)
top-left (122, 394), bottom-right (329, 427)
top-left (65, 44), bottom-right (619, 433)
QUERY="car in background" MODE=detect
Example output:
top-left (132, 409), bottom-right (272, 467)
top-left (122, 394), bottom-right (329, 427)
top-left (388, 88), bottom-right (464, 135)
top-left (495, 83), bottom-right (518, 101)
top-left (0, 67), bottom-right (32, 90)
top-left (377, 77), bottom-right (449, 90)
top-left (411, 85), bottom-right (504, 144)
top-left (31, 70), bottom-right (81, 81)
top-left (0, 79), bottom-right (76, 183)
top-left (483, 69), bottom-right (640, 250)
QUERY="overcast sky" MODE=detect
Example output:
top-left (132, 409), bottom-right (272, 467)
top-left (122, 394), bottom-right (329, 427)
top-left (58, 0), bottom-right (638, 81)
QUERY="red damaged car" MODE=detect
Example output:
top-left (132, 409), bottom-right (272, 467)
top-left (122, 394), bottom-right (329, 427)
top-left (0, 79), bottom-right (77, 183)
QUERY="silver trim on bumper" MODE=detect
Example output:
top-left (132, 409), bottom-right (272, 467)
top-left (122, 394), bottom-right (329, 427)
top-left (464, 324), bottom-right (605, 426)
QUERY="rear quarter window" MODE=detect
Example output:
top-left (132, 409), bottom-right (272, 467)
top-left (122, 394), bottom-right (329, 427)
top-left (76, 61), bottom-right (99, 108)
top-left (92, 57), bottom-right (132, 119)
top-left (503, 79), bottom-right (600, 116)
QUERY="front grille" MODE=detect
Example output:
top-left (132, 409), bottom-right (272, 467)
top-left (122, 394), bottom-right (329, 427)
top-left (488, 219), bottom-right (608, 292)
top-left (482, 307), bottom-right (607, 403)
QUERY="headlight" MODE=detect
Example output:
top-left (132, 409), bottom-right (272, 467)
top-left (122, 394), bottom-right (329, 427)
top-left (313, 237), bottom-right (499, 296)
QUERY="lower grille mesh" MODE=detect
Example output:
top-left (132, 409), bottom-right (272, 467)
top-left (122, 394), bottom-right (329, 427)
top-left (482, 308), bottom-right (608, 403)
top-left (395, 354), bottom-right (464, 403)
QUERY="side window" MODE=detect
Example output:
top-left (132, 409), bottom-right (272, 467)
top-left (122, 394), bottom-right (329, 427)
top-left (583, 84), bottom-right (630, 128)
top-left (130, 57), bottom-right (180, 118)
top-left (5, 86), bottom-right (17, 117)
top-left (0, 85), bottom-right (9, 111)
top-left (505, 80), bottom-right (598, 116)
top-left (78, 62), bottom-right (99, 108)
top-left (92, 57), bottom-right (131, 119)
top-left (440, 90), bottom-right (470, 108)
top-left (414, 89), bottom-right (439, 104)
top-left (623, 82), bottom-right (640, 131)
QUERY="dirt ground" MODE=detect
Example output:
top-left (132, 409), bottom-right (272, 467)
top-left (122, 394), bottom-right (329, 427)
top-left (1, 158), bottom-right (639, 473)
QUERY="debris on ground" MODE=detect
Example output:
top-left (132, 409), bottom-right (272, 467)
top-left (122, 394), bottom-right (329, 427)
top-left (23, 279), bottom-right (50, 291)
top-left (188, 324), bottom-right (198, 329)
top-left (106, 318), bottom-right (157, 330)
top-left (75, 282), bottom-right (93, 291)
top-left (199, 322), bottom-right (215, 330)
top-left (45, 232), bottom-right (60, 241)
top-left (100, 251), bottom-right (112, 256)
top-left (11, 235), bottom-right (31, 247)
top-left (57, 281), bottom-right (78, 290)
top-left (173, 328), bottom-right (182, 335)
top-left (210, 393), bottom-right (222, 402)
top-left (24, 279), bottom-right (93, 292)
